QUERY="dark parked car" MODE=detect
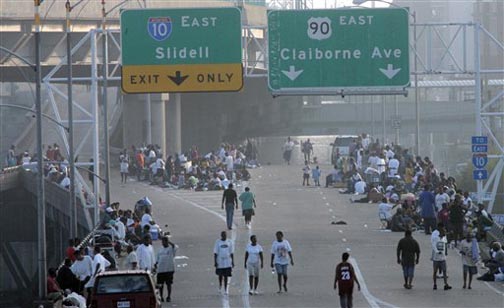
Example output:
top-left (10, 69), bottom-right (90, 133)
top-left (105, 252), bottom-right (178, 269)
top-left (90, 270), bottom-right (160, 308)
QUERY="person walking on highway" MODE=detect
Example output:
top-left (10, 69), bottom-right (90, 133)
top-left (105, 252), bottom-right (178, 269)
top-left (245, 235), bottom-right (264, 295)
top-left (302, 160), bottom-right (311, 186)
top-left (119, 151), bottom-right (129, 184)
top-left (459, 232), bottom-right (479, 289)
top-left (271, 231), bottom-right (294, 293)
top-left (334, 252), bottom-right (360, 308)
top-left (222, 183), bottom-right (238, 230)
top-left (282, 137), bottom-right (295, 165)
top-left (397, 230), bottom-right (421, 289)
top-left (312, 165), bottom-right (321, 186)
top-left (214, 231), bottom-right (234, 295)
top-left (156, 237), bottom-right (178, 302)
top-left (136, 234), bottom-right (156, 272)
top-left (239, 187), bottom-right (256, 229)
top-left (302, 139), bottom-right (313, 162)
top-left (431, 225), bottom-right (452, 290)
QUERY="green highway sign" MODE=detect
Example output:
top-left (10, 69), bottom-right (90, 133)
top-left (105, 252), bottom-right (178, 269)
top-left (268, 8), bottom-right (410, 93)
top-left (121, 8), bottom-right (243, 93)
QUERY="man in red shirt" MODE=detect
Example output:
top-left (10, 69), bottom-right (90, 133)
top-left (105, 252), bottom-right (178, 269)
top-left (65, 239), bottom-right (76, 262)
top-left (47, 268), bottom-right (63, 302)
top-left (334, 252), bottom-right (360, 308)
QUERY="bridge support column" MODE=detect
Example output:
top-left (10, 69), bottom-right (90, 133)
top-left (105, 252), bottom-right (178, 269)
top-left (122, 94), bottom-right (147, 147)
top-left (165, 93), bottom-right (182, 156)
top-left (151, 95), bottom-right (166, 156)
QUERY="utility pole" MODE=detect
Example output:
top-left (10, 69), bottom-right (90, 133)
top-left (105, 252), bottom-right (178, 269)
top-left (102, 0), bottom-right (111, 206)
top-left (413, 11), bottom-right (420, 156)
top-left (382, 96), bottom-right (386, 145)
top-left (143, 0), bottom-right (152, 145)
top-left (34, 0), bottom-right (47, 300)
top-left (66, 0), bottom-right (77, 239)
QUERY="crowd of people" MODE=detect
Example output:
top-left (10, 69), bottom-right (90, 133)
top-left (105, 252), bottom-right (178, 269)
top-left (45, 197), bottom-right (179, 306)
top-left (288, 134), bottom-right (496, 246)
top-left (287, 134), bottom-right (503, 293)
top-left (118, 139), bottom-right (259, 191)
top-left (8, 134), bottom-right (502, 306)
top-left (3, 143), bottom-right (72, 188)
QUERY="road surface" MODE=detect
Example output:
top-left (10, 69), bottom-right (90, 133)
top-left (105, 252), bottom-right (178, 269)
top-left (109, 164), bottom-right (504, 307)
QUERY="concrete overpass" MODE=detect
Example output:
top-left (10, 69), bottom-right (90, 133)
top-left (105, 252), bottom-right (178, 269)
top-left (0, 167), bottom-right (92, 307)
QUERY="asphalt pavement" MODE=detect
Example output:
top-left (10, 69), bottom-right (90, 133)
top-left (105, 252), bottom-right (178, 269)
top-left (109, 164), bottom-right (504, 308)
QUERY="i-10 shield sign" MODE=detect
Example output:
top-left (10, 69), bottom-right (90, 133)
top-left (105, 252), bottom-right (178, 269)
top-left (147, 17), bottom-right (172, 41)
top-left (472, 154), bottom-right (488, 169)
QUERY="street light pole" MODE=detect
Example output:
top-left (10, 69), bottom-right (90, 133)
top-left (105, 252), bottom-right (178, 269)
top-left (143, 0), bottom-right (152, 145)
top-left (102, 0), bottom-right (111, 207)
top-left (413, 11), bottom-right (420, 155)
top-left (66, 0), bottom-right (77, 239)
top-left (382, 96), bottom-right (386, 144)
top-left (34, 0), bottom-right (47, 300)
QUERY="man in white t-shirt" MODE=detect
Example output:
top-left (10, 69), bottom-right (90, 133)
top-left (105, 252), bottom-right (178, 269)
top-left (271, 231), bottom-right (294, 293)
top-left (214, 231), bottom-right (234, 294)
top-left (225, 153), bottom-right (234, 180)
top-left (136, 235), bottom-right (155, 271)
top-left (354, 179), bottom-right (367, 195)
top-left (385, 146), bottom-right (395, 160)
top-left (70, 250), bottom-right (93, 292)
top-left (378, 197), bottom-right (398, 226)
top-left (435, 187), bottom-right (450, 212)
top-left (155, 157), bottom-right (165, 178)
top-left (156, 237), bottom-right (178, 302)
top-left (84, 246), bottom-right (111, 302)
top-left (388, 155), bottom-right (400, 176)
top-left (126, 245), bottom-right (138, 270)
top-left (115, 218), bottom-right (126, 241)
top-left (376, 155), bottom-right (387, 174)
top-left (141, 208), bottom-right (154, 229)
top-left (282, 137), bottom-right (295, 165)
top-left (431, 225), bottom-right (451, 290)
top-left (462, 191), bottom-right (473, 211)
top-left (148, 148), bottom-right (156, 164)
top-left (368, 153), bottom-right (378, 170)
top-left (302, 161), bottom-right (311, 186)
top-left (244, 235), bottom-right (264, 295)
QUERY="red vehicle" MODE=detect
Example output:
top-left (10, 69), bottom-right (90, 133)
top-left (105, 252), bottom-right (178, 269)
top-left (90, 270), bottom-right (160, 308)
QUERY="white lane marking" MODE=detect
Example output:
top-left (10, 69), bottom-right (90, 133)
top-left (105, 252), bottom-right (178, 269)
top-left (350, 257), bottom-right (399, 308)
top-left (241, 226), bottom-right (253, 308)
top-left (169, 193), bottom-right (246, 308)
top-left (171, 194), bottom-right (225, 222)
top-left (484, 282), bottom-right (504, 296)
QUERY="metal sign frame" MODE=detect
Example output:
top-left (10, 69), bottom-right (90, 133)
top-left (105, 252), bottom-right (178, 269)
top-left (23, 18), bottom-right (503, 213)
